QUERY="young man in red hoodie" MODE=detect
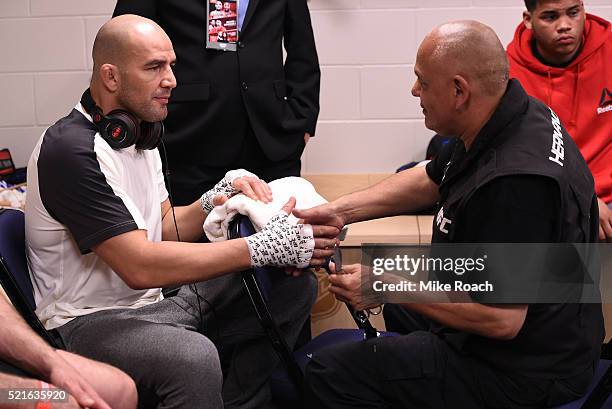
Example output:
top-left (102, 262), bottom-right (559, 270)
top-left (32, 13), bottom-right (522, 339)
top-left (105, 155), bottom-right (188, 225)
top-left (507, 0), bottom-right (612, 242)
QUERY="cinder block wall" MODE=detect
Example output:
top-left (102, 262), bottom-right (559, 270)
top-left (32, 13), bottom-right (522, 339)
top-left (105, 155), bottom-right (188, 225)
top-left (1, 0), bottom-right (611, 171)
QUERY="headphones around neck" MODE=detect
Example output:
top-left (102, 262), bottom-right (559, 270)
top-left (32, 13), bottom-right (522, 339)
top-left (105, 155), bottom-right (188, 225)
top-left (80, 88), bottom-right (163, 150)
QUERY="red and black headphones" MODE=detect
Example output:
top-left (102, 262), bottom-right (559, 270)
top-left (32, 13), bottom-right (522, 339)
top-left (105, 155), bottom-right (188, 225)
top-left (80, 88), bottom-right (163, 150)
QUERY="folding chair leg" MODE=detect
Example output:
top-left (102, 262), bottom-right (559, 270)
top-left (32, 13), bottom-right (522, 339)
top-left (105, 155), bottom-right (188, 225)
top-left (241, 272), bottom-right (304, 390)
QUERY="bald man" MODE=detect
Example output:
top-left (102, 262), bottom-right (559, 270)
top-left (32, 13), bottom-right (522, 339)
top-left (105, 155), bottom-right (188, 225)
top-left (298, 21), bottom-right (603, 408)
top-left (25, 15), bottom-right (334, 409)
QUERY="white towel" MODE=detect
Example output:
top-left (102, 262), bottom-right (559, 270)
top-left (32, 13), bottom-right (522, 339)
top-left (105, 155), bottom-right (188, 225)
top-left (204, 176), bottom-right (327, 242)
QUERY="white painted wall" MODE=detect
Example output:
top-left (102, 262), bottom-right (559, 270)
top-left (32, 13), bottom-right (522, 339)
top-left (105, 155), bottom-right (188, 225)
top-left (1, 0), bottom-right (611, 172)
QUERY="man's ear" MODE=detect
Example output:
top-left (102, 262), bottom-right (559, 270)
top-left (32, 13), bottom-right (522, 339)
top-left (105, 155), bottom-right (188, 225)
top-left (99, 64), bottom-right (120, 92)
top-left (453, 75), bottom-right (469, 110)
top-left (523, 10), bottom-right (533, 30)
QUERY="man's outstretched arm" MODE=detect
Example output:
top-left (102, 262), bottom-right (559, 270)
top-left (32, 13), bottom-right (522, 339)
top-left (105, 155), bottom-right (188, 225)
top-left (161, 170), bottom-right (273, 242)
top-left (329, 267), bottom-right (528, 340)
top-left (0, 294), bottom-right (136, 409)
top-left (294, 165), bottom-right (440, 229)
top-left (95, 197), bottom-right (339, 290)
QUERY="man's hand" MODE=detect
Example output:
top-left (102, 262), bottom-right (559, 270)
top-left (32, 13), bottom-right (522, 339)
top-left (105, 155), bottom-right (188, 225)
top-left (48, 352), bottom-right (112, 409)
top-left (283, 197), bottom-right (340, 268)
top-left (201, 169), bottom-right (272, 213)
top-left (245, 197), bottom-right (338, 269)
top-left (304, 132), bottom-right (311, 145)
top-left (598, 197), bottom-right (612, 242)
top-left (284, 198), bottom-right (340, 267)
top-left (227, 173), bottom-right (272, 204)
top-left (284, 202), bottom-right (343, 276)
top-left (328, 263), bottom-right (380, 311)
top-left (293, 202), bottom-right (345, 234)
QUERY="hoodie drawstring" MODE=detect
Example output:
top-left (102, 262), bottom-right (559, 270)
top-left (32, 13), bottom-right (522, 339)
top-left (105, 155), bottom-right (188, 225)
top-left (546, 71), bottom-right (553, 106)
top-left (570, 63), bottom-right (581, 128)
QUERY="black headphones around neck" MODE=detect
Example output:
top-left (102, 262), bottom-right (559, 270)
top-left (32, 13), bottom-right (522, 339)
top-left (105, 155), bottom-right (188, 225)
top-left (80, 88), bottom-right (163, 150)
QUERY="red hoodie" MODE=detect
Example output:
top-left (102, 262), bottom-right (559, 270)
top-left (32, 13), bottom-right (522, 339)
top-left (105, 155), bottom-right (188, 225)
top-left (507, 14), bottom-right (612, 203)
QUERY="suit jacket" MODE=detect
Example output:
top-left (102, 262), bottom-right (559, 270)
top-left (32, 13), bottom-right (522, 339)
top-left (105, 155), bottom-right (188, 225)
top-left (113, 0), bottom-right (320, 170)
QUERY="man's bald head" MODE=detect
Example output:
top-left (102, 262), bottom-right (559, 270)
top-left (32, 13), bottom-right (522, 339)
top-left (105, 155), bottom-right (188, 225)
top-left (92, 14), bottom-right (170, 71)
top-left (420, 20), bottom-right (509, 96)
top-left (89, 14), bottom-right (176, 123)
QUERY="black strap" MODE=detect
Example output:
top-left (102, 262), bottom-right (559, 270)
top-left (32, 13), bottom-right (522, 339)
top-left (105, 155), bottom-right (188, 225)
top-left (0, 257), bottom-right (58, 348)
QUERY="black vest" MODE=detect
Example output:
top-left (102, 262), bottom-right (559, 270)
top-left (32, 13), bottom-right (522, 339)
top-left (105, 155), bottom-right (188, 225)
top-left (430, 80), bottom-right (603, 379)
top-left (433, 80), bottom-right (597, 245)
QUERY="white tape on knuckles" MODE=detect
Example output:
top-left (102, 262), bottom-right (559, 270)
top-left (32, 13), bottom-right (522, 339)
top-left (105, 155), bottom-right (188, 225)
top-left (201, 169), bottom-right (258, 213)
top-left (246, 213), bottom-right (314, 268)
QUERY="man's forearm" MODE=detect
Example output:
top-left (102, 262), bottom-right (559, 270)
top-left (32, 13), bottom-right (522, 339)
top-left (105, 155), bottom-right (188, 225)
top-left (0, 373), bottom-right (41, 409)
top-left (336, 166), bottom-right (439, 225)
top-left (162, 200), bottom-right (206, 242)
top-left (401, 302), bottom-right (528, 340)
top-left (0, 300), bottom-right (56, 381)
top-left (94, 230), bottom-right (252, 289)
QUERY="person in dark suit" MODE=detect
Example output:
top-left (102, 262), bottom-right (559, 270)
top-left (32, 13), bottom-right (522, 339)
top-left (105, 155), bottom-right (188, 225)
top-left (113, 0), bottom-right (321, 206)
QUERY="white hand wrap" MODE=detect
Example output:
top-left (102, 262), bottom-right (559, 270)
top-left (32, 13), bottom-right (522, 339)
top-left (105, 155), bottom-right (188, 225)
top-left (245, 212), bottom-right (315, 268)
top-left (200, 169), bottom-right (257, 213)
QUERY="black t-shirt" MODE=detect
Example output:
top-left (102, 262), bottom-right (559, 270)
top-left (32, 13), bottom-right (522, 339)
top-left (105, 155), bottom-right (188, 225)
top-left (446, 174), bottom-right (561, 243)
top-left (531, 38), bottom-right (584, 69)
top-left (426, 137), bottom-right (457, 187)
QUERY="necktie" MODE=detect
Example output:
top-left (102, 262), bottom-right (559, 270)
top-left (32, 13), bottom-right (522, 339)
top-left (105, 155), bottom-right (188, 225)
top-left (238, 0), bottom-right (249, 31)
